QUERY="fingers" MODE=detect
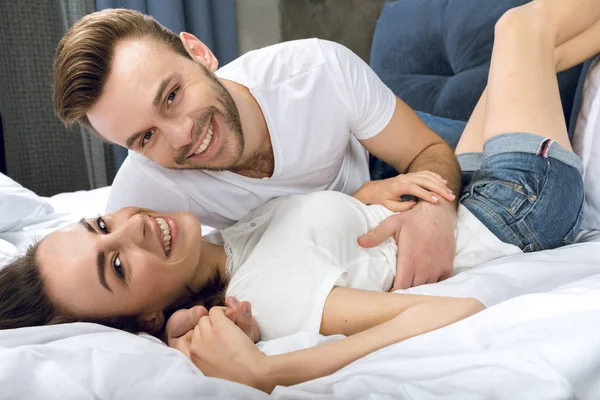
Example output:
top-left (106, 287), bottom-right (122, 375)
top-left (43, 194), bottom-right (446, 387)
top-left (392, 262), bottom-right (414, 290)
top-left (225, 297), bottom-right (253, 327)
top-left (225, 296), bottom-right (239, 309)
top-left (166, 305), bottom-right (208, 339)
top-left (358, 214), bottom-right (402, 248)
top-left (192, 307), bottom-right (228, 343)
top-left (392, 234), bottom-right (415, 290)
top-left (438, 269), bottom-right (453, 282)
top-left (410, 274), bottom-right (433, 287)
top-left (423, 170), bottom-right (447, 184)
top-left (385, 200), bottom-right (417, 213)
top-left (224, 297), bottom-right (259, 342)
top-left (390, 173), bottom-right (455, 203)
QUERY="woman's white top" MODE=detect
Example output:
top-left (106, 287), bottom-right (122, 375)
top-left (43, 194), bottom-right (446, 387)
top-left (218, 191), bottom-right (520, 340)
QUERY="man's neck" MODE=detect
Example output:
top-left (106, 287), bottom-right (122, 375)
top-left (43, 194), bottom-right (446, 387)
top-left (220, 78), bottom-right (273, 178)
top-left (231, 143), bottom-right (275, 179)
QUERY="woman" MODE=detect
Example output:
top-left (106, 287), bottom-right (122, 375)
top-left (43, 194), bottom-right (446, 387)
top-left (1, 0), bottom-right (596, 393)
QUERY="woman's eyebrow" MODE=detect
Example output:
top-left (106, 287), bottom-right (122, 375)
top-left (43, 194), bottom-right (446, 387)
top-left (79, 218), bottom-right (95, 233)
top-left (78, 218), bottom-right (113, 293)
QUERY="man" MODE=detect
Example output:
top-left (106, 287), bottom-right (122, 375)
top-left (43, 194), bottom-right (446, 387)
top-left (53, 9), bottom-right (461, 291)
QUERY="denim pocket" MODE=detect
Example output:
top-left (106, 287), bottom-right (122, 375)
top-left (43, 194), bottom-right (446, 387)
top-left (476, 179), bottom-right (535, 216)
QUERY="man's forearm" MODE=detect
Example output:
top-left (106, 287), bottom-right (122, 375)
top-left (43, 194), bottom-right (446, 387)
top-left (407, 142), bottom-right (460, 207)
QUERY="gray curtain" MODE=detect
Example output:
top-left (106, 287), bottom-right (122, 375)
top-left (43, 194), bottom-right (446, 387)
top-left (95, 0), bottom-right (239, 170)
top-left (0, 0), bottom-right (116, 195)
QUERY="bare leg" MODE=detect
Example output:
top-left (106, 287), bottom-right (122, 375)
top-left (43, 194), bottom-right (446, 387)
top-left (456, 3), bottom-right (600, 155)
top-left (483, 0), bottom-right (600, 150)
top-left (454, 91), bottom-right (487, 155)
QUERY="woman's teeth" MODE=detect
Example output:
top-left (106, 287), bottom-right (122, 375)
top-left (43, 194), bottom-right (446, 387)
top-left (155, 217), bottom-right (171, 255)
top-left (193, 122), bottom-right (214, 155)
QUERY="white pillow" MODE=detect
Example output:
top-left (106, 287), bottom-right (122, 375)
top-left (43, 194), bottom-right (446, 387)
top-left (573, 55), bottom-right (600, 231)
top-left (0, 173), bottom-right (55, 232)
top-left (0, 238), bottom-right (18, 267)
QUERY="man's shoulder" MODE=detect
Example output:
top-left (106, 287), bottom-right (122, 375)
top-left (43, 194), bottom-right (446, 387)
top-left (108, 153), bottom-right (193, 208)
top-left (217, 39), bottom-right (334, 88)
top-left (112, 152), bottom-right (166, 185)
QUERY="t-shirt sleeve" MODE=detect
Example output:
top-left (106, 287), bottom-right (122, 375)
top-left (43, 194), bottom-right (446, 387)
top-left (106, 156), bottom-right (189, 214)
top-left (317, 39), bottom-right (396, 141)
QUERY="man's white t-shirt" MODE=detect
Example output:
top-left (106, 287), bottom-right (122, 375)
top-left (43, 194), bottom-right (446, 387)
top-left (217, 191), bottom-right (521, 341)
top-left (107, 39), bottom-right (397, 228)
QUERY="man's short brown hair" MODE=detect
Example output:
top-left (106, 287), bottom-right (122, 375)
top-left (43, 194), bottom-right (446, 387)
top-left (53, 8), bottom-right (191, 133)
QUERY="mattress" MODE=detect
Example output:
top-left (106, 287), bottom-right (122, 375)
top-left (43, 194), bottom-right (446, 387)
top-left (1, 185), bottom-right (600, 399)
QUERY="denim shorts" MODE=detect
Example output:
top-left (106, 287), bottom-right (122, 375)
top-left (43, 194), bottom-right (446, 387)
top-left (458, 133), bottom-right (584, 252)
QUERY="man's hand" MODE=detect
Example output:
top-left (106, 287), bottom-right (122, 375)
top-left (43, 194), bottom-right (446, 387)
top-left (166, 297), bottom-right (260, 358)
top-left (352, 171), bottom-right (455, 212)
top-left (358, 200), bottom-right (456, 290)
top-left (189, 307), bottom-right (272, 392)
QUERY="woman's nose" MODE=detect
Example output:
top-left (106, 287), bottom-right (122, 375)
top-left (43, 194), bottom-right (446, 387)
top-left (108, 213), bottom-right (147, 247)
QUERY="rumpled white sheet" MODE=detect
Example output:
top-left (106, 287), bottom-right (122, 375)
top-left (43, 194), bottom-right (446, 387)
top-left (272, 274), bottom-right (600, 399)
top-left (1, 240), bottom-right (600, 399)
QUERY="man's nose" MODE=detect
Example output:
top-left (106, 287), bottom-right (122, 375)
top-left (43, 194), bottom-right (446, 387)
top-left (164, 117), bottom-right (194, 150)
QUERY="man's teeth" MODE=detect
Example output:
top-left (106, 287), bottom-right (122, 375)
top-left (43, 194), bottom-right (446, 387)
top-left (193, 122), bottom-right (214, 155)
top-left (155, 217), bottom-right (171, 254)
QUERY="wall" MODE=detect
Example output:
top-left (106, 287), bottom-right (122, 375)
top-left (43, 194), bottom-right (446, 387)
top-left (280, 0), bottom-right (387, 62)
top-left (236, 0), bottom-right (386, 62)
top-left (236, 0), bottom-right (282, 55)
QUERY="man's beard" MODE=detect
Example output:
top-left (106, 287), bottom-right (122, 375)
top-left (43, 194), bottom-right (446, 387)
top-left (173, 67), bottom-right (245, 170)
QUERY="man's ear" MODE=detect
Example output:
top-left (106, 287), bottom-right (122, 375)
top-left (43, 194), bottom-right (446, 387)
top-left (136, 311), bottom-right (165, 335)
top-left (179, 32), bottom-right (219, 72)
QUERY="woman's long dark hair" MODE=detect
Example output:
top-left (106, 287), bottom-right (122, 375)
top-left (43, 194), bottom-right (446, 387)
top-left (0, 242), bottom-right (228, 334)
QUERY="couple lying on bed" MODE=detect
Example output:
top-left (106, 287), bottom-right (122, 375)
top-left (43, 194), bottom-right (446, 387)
top-left (1, 0), bottom-right (597, 392)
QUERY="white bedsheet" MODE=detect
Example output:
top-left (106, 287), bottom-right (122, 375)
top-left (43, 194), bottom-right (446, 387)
top-left (1, 186), bottom-right (600, 399)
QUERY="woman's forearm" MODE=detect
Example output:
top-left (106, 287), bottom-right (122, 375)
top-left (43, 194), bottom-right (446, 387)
top-left (259, 297), bottom-right (484, 392)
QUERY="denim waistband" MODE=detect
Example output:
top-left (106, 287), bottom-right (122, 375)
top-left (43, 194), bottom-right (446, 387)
top-left (457, 132), bottom-right (582, 174)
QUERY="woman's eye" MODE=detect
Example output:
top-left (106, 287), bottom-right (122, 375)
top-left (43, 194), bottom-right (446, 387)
top-left (113, 255), bottom-right (125, 280)
top-left (167, 89), bottom-right (177, 106)
top-left (141, 130), bottom-right (154, 147)
top-left (96, 216), bottom-right (108, 234)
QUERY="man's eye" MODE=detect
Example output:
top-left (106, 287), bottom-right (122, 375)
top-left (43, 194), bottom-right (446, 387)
top-left (167, 89), bottom-right (177, 106)
top-left (96, 216), bottom-right (108, 234)
top-left (113, 255), bottom-right (125, 280)
top-left (141, 131), bottom-right (154, 147)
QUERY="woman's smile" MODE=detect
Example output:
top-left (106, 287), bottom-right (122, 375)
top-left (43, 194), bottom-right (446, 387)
top-left (152, 216), bottom-right (177, 257)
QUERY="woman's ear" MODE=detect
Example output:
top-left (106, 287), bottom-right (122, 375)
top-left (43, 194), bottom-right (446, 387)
top-left (136, 311), bottom-right (165, 335)
top-left (179, 32), bottom-right (219, 72)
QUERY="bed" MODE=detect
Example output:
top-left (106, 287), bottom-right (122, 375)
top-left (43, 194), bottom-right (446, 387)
top-left (2, 177), bottom-right (600, 400)
top-left (4, 10), bottom-right (600, 400)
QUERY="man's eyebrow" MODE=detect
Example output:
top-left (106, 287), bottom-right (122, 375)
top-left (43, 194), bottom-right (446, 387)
top-left (123, 72), bottom-right (181, 149)
top-left (153, 72), bottom-right (178, 107)
top-left (125, 130), bottom-right (146, 149)
top-left (78, 219), bottom-right (112, 293)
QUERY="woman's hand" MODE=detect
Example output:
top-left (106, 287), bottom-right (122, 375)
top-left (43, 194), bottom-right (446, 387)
top-left (189, 307), bottom-right (272, 392)
top-left (352, 171), bottom-right (455, 212)
top-left (166, 297), bottom-right (260, 358)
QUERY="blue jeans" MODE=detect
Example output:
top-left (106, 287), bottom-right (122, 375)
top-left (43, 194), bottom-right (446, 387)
top-left (459, 133), bottom-right (583, 251)
top-left (367, 112), bottom-right (583, 252)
